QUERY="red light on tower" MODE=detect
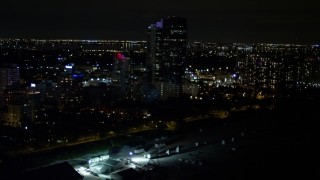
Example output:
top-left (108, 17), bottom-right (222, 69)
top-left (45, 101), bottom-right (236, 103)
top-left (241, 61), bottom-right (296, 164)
top-left (116, 52), bottom-right (125, 61)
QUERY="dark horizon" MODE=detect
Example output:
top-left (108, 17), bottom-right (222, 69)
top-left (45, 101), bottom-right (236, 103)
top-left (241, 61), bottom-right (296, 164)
top-left (1, 0), bottom-right (320, 44)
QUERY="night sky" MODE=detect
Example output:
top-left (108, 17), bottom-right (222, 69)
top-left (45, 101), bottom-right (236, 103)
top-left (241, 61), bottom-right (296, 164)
top-left (1, 0), bottom-right (320, 43)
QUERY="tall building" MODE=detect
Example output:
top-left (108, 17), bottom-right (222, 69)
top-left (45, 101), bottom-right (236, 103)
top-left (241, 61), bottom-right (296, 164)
top-left (113, 52), bottom-right (133, 100)
top-left (56, 64), bottom-right (84, 110)
top-left (0, 63), bottom-right (20, 93)
top-left (237, 51), bottom-right (320, 94)
top-left (237, 53), bottom-right (283, 91)
top-left (147, 16), bottom-right (187, 99)
top-left (0, 64), bottom-right (20, 110)
top-left (146, 21), bottom-right (162, 84)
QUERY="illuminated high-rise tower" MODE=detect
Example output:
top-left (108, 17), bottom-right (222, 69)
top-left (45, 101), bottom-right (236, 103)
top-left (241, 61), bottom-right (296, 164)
top-left (146, 20), bottom-right (162, 84)
top-left (147, 16), bottom-right (187, 99)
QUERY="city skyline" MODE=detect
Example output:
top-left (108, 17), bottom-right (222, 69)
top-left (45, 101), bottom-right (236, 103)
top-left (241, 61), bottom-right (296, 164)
top-left (1, 0), bottom-right (320, 44)
top-left (1, 22), bottom-right (320, 179)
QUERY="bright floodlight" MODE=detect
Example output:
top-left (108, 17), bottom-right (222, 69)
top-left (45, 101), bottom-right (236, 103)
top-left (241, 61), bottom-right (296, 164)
top-left (147, 154), bottom-right (151, 159)
top-left (131, 157), bottom-right (149, 163)
top-left (129, 152), bottom-right (133, 156)
top-left (65, 65), bottom-right (73, 69)
top-left (77, 167), bottom-right (90, 176)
